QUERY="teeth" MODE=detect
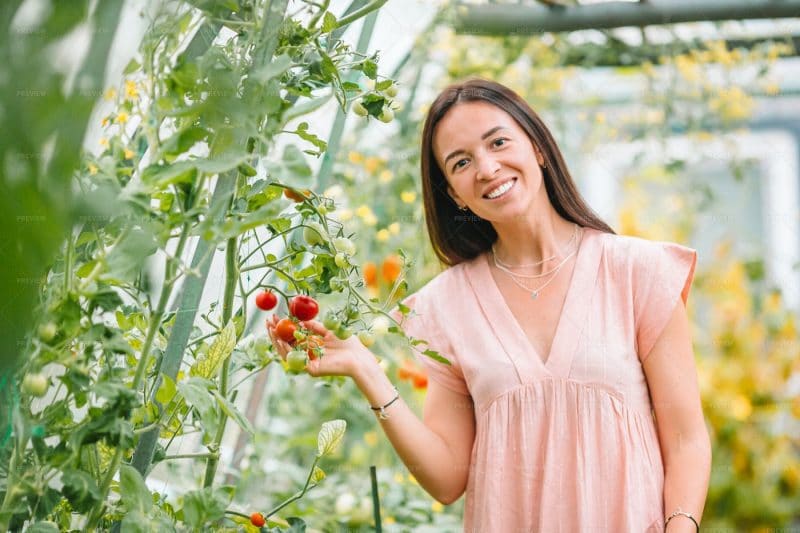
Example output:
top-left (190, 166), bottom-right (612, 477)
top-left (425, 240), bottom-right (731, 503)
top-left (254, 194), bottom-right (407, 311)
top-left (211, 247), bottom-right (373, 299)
top-left (486, 179), bottom-right (514, 199)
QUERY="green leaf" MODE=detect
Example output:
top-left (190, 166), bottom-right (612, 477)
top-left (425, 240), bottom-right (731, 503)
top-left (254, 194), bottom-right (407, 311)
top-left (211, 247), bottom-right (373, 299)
top-left (316, 419), bottom-right (346, 457)
top-left (119, 465), bottom-right (152, 514)
top-left (362, 59), bottom-right (378, 79)
top-left (250, 53), bottom-right (293, 84)
top-left (211, 390), bottom-right (254, 435)
top-left (123, 58), bottom-right (141, 75)
top-left (177, 378), bottom-right (216, 418)
top-left (104, 228), bottom-right (159, 284)
top-left (283, 92), bottom-right (333, 124)
top-left (155, 374), bottom-right (178, 405)
top-left (61, 469), bottom-right (102, 513)
top-left (422, 348), bottom-right (452, 365)
top-left (190, 321), bottom-right (236, 379)
top-left (321, 12), bottom-right (338, 33)
top-left (181, 486), bottom-right (235, 528)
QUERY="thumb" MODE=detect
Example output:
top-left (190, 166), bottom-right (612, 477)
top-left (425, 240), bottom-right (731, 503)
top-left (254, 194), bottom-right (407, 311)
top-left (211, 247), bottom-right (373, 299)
top-left (300, 320), bottom-right (331, 338)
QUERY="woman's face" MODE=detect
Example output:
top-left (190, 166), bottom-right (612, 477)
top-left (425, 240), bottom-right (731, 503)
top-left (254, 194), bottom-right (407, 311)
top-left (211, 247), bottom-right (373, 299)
top-left (432, 100), bottom-right (546, 223)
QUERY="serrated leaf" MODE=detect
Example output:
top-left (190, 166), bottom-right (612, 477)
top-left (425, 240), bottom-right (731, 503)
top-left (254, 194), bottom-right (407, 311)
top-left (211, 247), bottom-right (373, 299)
top-left (212, 390), bottom-right (254, 435)
top-left (190, 321), bottom-right (236, 379)
top-left (317, 419), bottom-right (346, 457)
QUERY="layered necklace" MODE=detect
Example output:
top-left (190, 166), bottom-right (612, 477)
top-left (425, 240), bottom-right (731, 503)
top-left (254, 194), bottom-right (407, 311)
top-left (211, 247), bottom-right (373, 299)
top-left (491, 223), bottom-right (582, 300)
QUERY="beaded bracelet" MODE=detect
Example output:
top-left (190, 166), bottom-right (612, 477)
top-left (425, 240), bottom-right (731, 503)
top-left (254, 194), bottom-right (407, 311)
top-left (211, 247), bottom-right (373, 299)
top-left (664, 507), bottom-right (699, 532)
top-left (370, 387), bottom-right (400, 420)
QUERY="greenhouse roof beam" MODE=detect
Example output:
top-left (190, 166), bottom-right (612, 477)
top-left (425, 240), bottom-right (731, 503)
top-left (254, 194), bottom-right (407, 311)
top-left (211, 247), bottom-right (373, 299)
top-left (453, 0), bottom-right (800, 35)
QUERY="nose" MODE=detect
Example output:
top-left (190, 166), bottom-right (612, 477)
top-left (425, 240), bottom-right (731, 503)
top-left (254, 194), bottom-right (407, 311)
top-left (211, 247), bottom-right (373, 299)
top-left (475, 151), bottom-right (500, 180)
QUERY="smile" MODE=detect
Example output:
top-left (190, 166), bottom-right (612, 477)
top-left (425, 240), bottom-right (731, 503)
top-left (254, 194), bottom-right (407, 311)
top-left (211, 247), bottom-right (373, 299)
top-left (484, 178), bottom-right (517, 200)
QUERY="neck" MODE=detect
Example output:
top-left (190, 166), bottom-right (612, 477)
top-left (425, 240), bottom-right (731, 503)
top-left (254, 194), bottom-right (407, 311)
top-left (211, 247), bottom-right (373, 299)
top-left (491, 214), bottom-right (578, 267)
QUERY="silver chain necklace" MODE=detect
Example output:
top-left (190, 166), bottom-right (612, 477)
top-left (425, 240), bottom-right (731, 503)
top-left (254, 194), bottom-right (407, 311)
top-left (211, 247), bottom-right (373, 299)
top-left (491, 226), bottom-right (583, 300)
top-left (492, 223), bottom-right (579, 270)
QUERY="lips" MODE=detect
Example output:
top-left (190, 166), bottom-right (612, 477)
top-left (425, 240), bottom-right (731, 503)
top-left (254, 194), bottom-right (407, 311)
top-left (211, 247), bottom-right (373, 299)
top-left (483, 177), bottom-right (517, 199)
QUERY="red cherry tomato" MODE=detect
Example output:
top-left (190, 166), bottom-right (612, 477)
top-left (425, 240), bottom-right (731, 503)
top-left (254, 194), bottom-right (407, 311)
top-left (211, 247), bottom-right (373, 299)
top-left (275, 318), bottom-right (298, 345)
top-left (255, 290), bottom-right (278, 311)
top-left (412, 372), bottom-right (428, 389)
top-left (289, 295), bottom-right (319, 321)
top-left (250, 512), bottom-right (266, 527)
top-left (284, 188), bottom-right (311, 202)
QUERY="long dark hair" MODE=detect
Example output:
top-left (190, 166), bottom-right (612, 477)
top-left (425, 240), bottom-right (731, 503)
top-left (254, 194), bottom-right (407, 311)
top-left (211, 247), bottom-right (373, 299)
top-left (420, 77), bottom-right (615, 266)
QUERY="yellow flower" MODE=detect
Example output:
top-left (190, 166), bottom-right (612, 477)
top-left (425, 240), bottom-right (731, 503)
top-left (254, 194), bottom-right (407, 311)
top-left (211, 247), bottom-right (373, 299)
top-left (407, 473), bottom-right (418, 485)
top-left (101, 116), bottom-right (110, 127)
top-left (104, 87), bottom-right (117, 101)
top-left (348, 151), bottom-right (364, 164)
top-left (393, 472), bottom-right (405, 484)
top-left (363, 213), bottom-right (377, 226)
top-left (431, 501), bottom-right (444, 513)
top-left (400, 190), bottom-right (416, 204)
top-left (116, 112), bottom-right (129, 124)
top-left (363, 431), bottom-right (378, 447)
top-left (388, 222), bottom-right (400, 235)
top-left (356, 205), bottom-right (374, 219)
top-left (125, 80), bottom-right (138, 99)
top-left (376, 229), bottom-right (390, 242)
top-left (730, 394), bottom-right (752, 421)
top-left (364, 156), bottom-right (383, 173)
top-left (384, 517), bottom-right (396, 525)
top-left (594, 112), bottom-right (606, 124)
top-left (99, 137), bottom-right (109, 148)
top-left (675, 54), bottom-right (700, 82)
top-left (124, 149), bottom-right (134, 160)
top-left (379, 169), bottom-right (393, 183)
top-left (88, 163), bottom-right (98, 175)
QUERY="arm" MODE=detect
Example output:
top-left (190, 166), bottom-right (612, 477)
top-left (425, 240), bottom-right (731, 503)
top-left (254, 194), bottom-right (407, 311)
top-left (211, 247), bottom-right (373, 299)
top-left (354, 359), bottom-right (476, 505)
top-left (642, 299), bottom-right (711, 531)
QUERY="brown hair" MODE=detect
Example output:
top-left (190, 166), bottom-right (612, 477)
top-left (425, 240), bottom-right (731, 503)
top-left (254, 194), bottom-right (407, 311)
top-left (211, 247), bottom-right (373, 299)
top-left (420, 77), bottom-right (615, 266)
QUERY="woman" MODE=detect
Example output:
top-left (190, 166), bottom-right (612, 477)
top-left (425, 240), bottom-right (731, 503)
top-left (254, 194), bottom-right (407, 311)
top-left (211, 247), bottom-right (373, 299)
top-left (269, 78), bottom-right (711, 532)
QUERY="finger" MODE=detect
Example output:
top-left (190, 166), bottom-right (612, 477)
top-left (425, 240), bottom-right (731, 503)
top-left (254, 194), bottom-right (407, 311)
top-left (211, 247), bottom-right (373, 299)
top-left (301, 320), bottom-right (331, 338)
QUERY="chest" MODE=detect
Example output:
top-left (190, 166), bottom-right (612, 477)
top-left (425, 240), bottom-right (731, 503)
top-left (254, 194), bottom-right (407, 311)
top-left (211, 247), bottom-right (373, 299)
top-left (488, 257), bottom-right (578, 363)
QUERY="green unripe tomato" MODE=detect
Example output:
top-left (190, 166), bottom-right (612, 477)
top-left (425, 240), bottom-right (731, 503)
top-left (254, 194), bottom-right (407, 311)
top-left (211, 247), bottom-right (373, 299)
top-left (38, 322), bottom-right (57, 343)
top-left (333, 237), bottom-right (356, 256)
top-left (322, 314), bottom-right (341, 331)
top-left (384, 83), bottom-right (398, 97)
top-left (329, 278), bottom-right (344, 292)
top-left (253, 336), bottom-right (270, 356)
top-left (22, 373), bottom-right (48, 397)
top-left (378, 107), bottom-right (394, 123)
top-left (303, 221), bottom-right (326, 246)
top-left (286, 350), bottom-right (308, 373)
top-left (346, 306), bottom-right (360, 320)
top-left (237, 163), bottom-right (257, 177)
top-left (370, 316), bottom-right (390, 336)
top-left (352, 100), bottom-right (368, 117)
top-left (357, 330), bottom-right (375, 348)
top-left (317, 204), bottom-right (329, 215)
top-left (334, 326), bottom-right (352, 340)
top-left (334, 252), bottom-right (349, 269)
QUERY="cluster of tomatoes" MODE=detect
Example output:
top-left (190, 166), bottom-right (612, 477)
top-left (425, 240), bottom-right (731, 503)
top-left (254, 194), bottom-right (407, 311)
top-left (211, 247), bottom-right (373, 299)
top-left (255, 290), bottom-right (324, 373)
top-left (397, 359), bottom-right (428, 390)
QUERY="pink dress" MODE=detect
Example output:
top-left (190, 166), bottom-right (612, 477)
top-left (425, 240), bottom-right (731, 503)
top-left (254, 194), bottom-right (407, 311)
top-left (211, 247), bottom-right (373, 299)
top-left (392, 227), bottom-right (698, 532)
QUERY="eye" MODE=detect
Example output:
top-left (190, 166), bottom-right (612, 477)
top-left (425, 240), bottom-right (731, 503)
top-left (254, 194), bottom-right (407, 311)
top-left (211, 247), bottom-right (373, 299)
top-left (453, 158), bottom-right (469, 171)
top-left (492, 137), bottom-right (508, 147)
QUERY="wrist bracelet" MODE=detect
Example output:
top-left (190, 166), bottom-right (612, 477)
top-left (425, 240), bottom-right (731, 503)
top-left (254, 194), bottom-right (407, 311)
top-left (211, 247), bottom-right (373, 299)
top-left (370, 386), bottom-right (400, 420)
top-left (664, 507), bottom-right (699, 532)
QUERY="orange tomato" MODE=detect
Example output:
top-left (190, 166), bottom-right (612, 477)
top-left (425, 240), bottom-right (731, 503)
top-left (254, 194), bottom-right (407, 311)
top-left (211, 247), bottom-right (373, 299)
top-left (363, 261), bottom-right (377, 287)
top-left (284, 188), bottom-right (311, 202)
top-left (412, 372), bottom-right (428, 389)
top-left (397, 359), bottom-right (415, 381)
top-left (381, 254), bottom-right (402, 284)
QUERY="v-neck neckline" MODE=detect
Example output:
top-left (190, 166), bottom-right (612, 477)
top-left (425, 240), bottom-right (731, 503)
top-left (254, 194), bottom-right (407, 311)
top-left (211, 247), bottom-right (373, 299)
top-left (466, 226), bottom-right (603, 377)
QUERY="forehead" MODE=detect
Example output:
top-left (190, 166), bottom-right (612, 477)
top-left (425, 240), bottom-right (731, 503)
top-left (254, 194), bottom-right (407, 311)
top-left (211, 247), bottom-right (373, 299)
top-left (433, 101), bottom-right (521, 156)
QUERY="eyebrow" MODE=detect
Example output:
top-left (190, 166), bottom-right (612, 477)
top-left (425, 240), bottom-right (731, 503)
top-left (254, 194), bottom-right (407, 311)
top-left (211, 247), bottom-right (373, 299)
top-left (443, 126), bottom-right (509, 168)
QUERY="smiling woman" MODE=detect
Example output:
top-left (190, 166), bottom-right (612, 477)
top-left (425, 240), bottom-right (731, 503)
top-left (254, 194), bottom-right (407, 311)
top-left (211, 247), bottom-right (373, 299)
top-left (361, 78), bottom-right (711, 532)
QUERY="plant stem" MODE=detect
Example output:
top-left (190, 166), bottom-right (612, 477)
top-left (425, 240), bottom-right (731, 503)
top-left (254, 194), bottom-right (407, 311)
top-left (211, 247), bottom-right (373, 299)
top-left (202, 234), bottom-right (238, 487)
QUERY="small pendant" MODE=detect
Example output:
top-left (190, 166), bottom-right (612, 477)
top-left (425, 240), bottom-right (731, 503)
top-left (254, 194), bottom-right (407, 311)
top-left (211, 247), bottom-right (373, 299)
top-left (531, 290), bottom-right (538, 300)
